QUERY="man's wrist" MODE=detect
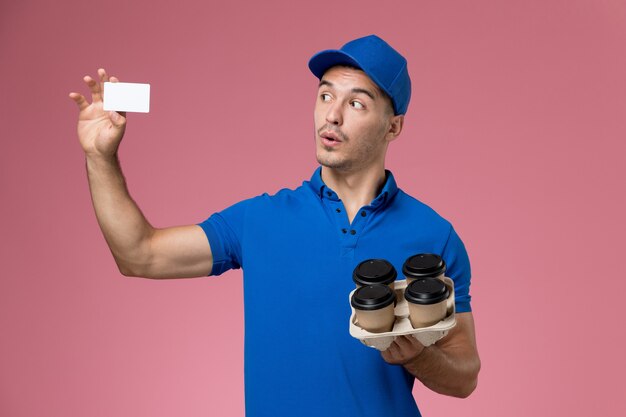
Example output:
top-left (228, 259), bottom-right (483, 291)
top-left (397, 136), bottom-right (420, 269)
top-left (85, 152), bottom-right (120, 168)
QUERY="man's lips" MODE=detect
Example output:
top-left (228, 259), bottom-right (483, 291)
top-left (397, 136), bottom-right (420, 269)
top-left (321, 131), bottom-right (341, 142)
top-left (320, 130), bottom-right (344, 147)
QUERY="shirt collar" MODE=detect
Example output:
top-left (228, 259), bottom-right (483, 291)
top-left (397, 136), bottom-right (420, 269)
top-left (308, 166), bottom-right (399, 208)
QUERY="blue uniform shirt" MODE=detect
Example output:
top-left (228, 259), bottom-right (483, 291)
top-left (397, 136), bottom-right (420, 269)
top-left (198, 167), bottom-right (472, 417)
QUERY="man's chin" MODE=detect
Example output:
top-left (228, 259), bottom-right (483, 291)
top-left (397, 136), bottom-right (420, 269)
top-left (316, 154), bottom-right (351, 171)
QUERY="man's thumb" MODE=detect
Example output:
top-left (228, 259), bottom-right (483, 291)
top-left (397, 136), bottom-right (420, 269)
top-left (109, 111), bottom-right (127, 128)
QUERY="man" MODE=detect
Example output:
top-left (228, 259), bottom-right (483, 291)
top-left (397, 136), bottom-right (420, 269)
top-left (70, 34), bottom-right (480, 417)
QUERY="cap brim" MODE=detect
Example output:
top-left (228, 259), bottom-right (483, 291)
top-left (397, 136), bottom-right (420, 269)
top-left (308, 49), bottom-right (362, 79)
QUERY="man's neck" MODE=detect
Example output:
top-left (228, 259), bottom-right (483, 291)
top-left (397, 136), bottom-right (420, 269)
top-left (321, 165), bottom-right (387, 223)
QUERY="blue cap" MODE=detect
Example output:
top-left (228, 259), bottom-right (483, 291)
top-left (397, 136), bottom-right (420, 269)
top-left (308, 35), bottom-right (411, 115)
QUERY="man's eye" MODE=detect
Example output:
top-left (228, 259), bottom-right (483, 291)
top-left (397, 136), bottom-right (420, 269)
top-left (351, 101), bottom-right (364, 109)
top-left (321, 93), bottom-right (331, 101)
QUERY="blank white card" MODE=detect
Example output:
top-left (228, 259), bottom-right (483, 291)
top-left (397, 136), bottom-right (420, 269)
top-left (103, 82), bottom-right (150, 113)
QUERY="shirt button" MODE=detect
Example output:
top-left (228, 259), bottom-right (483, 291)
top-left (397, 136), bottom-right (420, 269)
top-left (342, 228), bottom-right (347, 234)
top-left (350, 230), bottom-right (356, 235)
top-left (360, 211), bottom-right (366, 217)
top-left (336, 208), bottom-right (341, 213)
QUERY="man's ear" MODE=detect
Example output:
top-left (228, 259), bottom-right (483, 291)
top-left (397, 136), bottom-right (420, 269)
top-left (386, 115), bottom-right (404, 142)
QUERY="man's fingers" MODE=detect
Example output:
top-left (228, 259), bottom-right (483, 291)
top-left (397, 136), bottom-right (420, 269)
top-left (71, 69), bottom-right (117, 111)
top-left (85, 75), bottom-right (102, 103)
top-left (383, 340), bottom-right (400, 359)
top-left (394, 335), bottom-right (414, 351)
top-left (81, 69), bottom-right (117, 104)
top-left (380, 347), bottom-right (393, 362)
top-left (69, 92), bottom-right (89, 111)
top-left (381, 336), bottom-right (425, 365)
top-left (70, 68), bottom-right (118, 111)
top-left (405, 335), bottom-right (425, 350)
top-left (98, 68), bottom-right (110, 83)
top-left (98, 68), bottom-right (110, 88)
top-left (394, 336), bottom-right (425, 362)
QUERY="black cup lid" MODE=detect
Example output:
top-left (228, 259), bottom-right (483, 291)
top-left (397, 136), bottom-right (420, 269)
top-left (351, 284), bottom-right (396, 311)
top-left (404, 278), bottom-right (450, 305)
top-left (402, 253), bottom-right (446, 279)
top-left (353, 259), bottom-right (397, 286)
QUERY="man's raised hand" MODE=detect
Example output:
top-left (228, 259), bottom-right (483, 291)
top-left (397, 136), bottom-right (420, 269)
top-left (69, 68), bottom-right (127, 158)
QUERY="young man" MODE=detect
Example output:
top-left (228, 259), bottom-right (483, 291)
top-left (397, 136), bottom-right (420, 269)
top-left (70, 34), bottom-right (480, 417)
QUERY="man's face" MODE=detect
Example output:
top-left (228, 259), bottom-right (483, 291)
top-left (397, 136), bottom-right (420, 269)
top-left (314, 66), bottom-right (399, 172)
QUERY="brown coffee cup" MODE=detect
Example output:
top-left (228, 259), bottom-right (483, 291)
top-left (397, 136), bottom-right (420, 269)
top-left (404, 278), bottom-right (450, 328)
top-left (351, 284), bottom-right (396, 333)
top-left (352, 259), bottom-right (397, 290)
top-left (402, 253), bottom-right (446, 285)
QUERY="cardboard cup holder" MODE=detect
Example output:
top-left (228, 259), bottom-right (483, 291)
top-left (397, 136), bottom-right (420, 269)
top-left (349, 277), bottom-right (456, 351)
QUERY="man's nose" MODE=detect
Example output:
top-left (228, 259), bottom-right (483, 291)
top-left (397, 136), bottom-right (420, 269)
top-left (325, 102), bottom-right (343, 125)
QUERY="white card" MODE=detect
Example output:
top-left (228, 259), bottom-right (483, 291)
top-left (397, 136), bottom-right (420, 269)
top-left (103, 82), bottom-right (150, 113)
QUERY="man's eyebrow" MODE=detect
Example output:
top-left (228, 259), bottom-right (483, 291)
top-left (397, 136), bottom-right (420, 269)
top-left (318, 80), bottom-right (377, 101)
top-left (351, 87), bottom-right (376, 100)
top-left (318, 80), bottom-right (333, 88)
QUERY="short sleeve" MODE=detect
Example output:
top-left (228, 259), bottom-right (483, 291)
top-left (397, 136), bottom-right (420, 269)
top-left (441, 226), bottom-right (472, 313)
top-left (197, 198), bottom-right (252, 276)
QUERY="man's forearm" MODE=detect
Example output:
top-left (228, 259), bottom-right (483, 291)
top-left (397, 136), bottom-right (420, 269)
top-left (403, 340), bottom-right (480, 398)
top-left (85, 154), bottom-right (154, 275)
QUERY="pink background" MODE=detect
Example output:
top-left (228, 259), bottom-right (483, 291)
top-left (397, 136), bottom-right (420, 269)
top-left (1, 0), bottom-right (625, 415)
